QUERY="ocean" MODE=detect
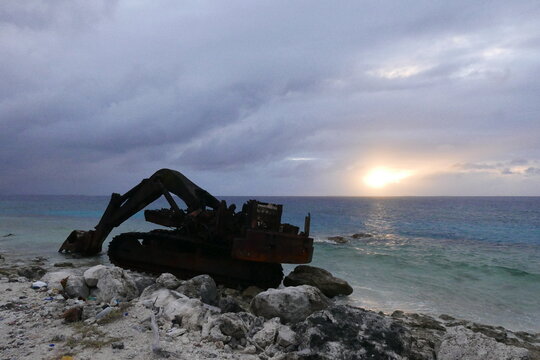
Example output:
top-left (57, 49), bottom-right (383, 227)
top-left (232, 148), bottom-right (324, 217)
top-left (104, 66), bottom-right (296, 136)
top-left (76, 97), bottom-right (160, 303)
top-left (1, 195), bottom-right (539, 332)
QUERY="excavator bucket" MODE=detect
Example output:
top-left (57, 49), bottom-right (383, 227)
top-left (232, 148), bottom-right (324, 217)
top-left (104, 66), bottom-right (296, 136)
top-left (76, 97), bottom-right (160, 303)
top-left (59, 230), bottom-right (102, 256)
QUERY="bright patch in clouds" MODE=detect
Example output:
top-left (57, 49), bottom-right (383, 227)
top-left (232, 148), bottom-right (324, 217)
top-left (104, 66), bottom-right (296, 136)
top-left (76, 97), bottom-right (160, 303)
top-left (363, 167), bottom-right (413, 188)
top-left (369, 65), bottom-right (429, 79)
top-left (287, 157), bottom-right (317, 161)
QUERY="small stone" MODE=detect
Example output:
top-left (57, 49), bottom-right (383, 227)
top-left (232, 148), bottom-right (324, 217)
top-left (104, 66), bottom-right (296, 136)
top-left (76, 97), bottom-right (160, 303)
top-left (219, 296), bottom-right (244, 313)
top-left (223, 288), bottom-right (240, 297)
top-left (241, 286), bottom-right (262, 298)
top-left (328, 236), bottom-right (348, 244)
top-left (54, 262), bottom-right (74, 268)
top-left (51, 334), bottom-right (66, 342)
top-left (166, 328), bottom-right (187, 337)
top-left (111, 341), bottom-right (124, 350)
top-left (440, 314), bottom-right (455, 321)
top-left (351, 232), bottom-right (373, 238)
top-left (252, 318), bottom-right (280, 348)
top-left (243, 345), bottom-right (257, 354)
top-left (84, 318), bottom-right (96, 325)
top-left (276, 325), bottom-right (296, 347)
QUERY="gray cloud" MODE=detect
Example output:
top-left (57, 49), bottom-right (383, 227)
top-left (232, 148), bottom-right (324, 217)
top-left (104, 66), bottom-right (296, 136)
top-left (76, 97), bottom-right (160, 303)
top-left (1, 0), bottom-right (540, 195)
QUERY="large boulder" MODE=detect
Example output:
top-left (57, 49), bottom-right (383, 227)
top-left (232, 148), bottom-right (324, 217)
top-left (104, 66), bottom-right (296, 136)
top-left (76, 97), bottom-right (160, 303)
top-left (176, 274), bottom-right (219, 306)
top-left (163, 298), bottom-right (210, 330)
top-left (40, 270), bottom-right (78, 291)
top-left (64, 275), bottom-right (90, 299)
top-left (292, 305), bottom-right (413, 359)
top-left (128, 271), bottom-right (156, 295)
top-left (283, 265), bottom-right (353, 298)
top-left (250, 285), bottom-right (330, 323)
top-left (139, 287), bottom-right (178, 308)
top-left (438, 326), bottom-right (529, 360)
top-left (90, 266), bottom-right (138, 303)
top-left (83, 265), bottom-right (108, 287)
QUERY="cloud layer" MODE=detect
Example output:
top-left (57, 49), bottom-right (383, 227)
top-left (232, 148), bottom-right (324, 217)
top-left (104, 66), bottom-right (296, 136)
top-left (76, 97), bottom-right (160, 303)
top-left (1, 1), bottom-right (540, 195)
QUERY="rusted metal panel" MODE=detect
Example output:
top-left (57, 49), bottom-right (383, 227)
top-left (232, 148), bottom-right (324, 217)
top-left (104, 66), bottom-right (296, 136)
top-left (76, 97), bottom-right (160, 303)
top-left (108, 232), bottom-right (284, 288)
top-left (144, 209), bottom-right (184, 227)
top-left (231, 229), bottom-right (313, 264)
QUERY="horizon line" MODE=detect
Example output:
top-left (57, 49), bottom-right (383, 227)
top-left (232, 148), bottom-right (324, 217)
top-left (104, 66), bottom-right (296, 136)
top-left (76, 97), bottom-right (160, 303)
top-left (2, 194), bottom-right (540, 198)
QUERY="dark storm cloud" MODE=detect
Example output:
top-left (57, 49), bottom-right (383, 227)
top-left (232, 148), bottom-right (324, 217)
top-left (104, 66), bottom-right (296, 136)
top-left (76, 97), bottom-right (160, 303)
top-left (1, 0), bottom-right (540, 195)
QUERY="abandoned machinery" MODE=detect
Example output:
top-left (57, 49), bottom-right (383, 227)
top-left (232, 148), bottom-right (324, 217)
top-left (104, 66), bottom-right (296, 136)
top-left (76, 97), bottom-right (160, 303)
top-left (59, 169), bottom-right (313, 288)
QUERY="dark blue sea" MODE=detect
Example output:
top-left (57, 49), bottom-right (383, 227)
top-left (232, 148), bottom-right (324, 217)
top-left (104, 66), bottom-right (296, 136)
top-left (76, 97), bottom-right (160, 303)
top-left (1, 195), bottom-right (539, 332)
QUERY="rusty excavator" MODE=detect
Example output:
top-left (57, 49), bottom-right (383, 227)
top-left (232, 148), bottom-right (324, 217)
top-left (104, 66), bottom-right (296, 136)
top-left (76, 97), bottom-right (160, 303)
top-left (59, 169), bottom-right (313, 288)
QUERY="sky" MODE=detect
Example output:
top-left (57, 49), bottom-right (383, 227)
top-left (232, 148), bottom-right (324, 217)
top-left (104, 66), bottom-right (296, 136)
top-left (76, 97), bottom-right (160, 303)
top-left (1, 1), bottom-right (540, 196)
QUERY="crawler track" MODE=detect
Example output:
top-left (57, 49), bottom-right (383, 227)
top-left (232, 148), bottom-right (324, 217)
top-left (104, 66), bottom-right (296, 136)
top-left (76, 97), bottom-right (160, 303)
top-left (108, 231), bottom-right (283, 289)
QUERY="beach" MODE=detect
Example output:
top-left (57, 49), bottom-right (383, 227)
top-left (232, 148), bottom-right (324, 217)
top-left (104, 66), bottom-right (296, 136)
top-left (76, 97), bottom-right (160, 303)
top-left (1, 195), bottom-right (540, 359)
top-left (1, 195), bottom-right (539, 332)
top-left (0, 252), bottom-right (539, 360)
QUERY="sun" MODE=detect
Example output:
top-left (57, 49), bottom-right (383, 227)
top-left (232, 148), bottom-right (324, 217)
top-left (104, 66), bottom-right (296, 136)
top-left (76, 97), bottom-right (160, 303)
top-left (363, 167), bottom-right (412, 189)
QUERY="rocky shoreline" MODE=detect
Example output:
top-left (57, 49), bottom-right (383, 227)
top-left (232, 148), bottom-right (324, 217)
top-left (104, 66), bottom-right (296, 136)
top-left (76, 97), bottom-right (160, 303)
top-left (0, 252), bottom-right (539, 360)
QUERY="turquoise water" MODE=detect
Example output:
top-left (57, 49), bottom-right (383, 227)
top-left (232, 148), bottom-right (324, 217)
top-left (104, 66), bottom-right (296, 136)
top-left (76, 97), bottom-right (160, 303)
top-left (1, 195), bottom-right (539, 332)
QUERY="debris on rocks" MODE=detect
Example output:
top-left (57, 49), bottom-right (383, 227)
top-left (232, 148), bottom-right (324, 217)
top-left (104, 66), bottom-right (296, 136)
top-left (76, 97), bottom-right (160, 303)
top-left (62, 306), bottom-right (83, 323)
top-left (31, 281), bottom-right (48, 289)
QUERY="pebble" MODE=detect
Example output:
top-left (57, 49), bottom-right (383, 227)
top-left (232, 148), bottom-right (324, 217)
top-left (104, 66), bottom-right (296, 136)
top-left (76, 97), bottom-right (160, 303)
top-left (111, 341), bottom-right (125, 349)
top-left (53, 262), bottom-right (74, 268)
top-left (243, 345), bottom-right (257, 354)
top-left (51, 334), bottom-right (66, 342)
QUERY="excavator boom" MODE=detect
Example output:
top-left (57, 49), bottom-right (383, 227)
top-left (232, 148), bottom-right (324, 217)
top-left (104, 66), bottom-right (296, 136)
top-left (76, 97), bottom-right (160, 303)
top-left (59, 169), bottom-right (219, 255)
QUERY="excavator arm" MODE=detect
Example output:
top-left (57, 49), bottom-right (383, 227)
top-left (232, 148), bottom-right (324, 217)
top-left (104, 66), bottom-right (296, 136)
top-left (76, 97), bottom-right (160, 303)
top-left (58, 169), bottom-right (219, 256)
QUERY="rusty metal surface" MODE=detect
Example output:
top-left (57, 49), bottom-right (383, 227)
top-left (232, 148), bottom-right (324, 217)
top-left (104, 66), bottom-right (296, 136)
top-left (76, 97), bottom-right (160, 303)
top-left (108, 231), bottom-right (284, 288)
top-left (232, 229), bottom-right (313, 264)
top-left (144, 209), bottom-right (185, 228)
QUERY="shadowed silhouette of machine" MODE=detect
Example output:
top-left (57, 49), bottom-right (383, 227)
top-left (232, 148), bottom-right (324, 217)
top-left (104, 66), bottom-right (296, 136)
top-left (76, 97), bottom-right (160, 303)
top-left (59, 169), bottom-right (313, 288)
